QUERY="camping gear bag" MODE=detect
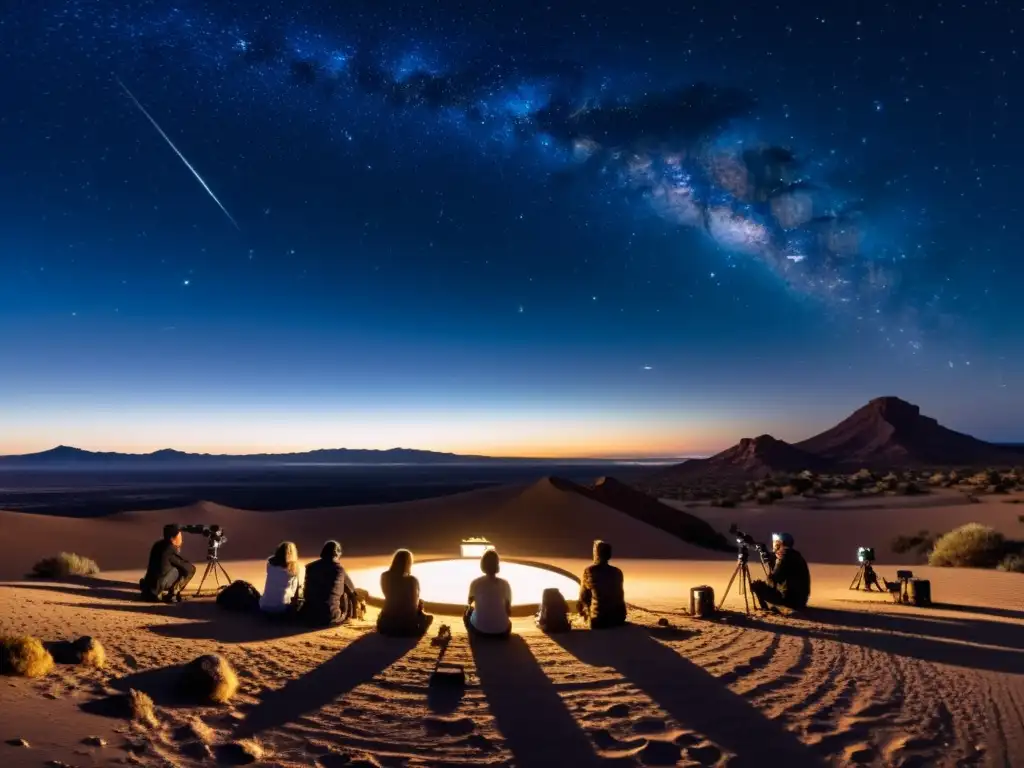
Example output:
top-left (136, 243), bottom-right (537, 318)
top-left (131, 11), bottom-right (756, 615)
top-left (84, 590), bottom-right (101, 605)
top-left (536, 588), bottom-right (571, 633)
top-left (905, 578), bottom-right (931, 606)
top-left (216, 580), bottom-right (261, 612)
top-left (347, 587), bottom-right (369, 620)
top-left (689, 585), bottom-right (715, 617)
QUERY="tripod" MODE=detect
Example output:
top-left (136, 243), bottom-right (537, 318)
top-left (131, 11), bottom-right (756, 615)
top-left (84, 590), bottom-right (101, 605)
top-left (849, 562), bottom-right (882, 592)
top-left (718, 547), bottom-right (768, 615)
top-left (194, 554), bottom-right (232, 597)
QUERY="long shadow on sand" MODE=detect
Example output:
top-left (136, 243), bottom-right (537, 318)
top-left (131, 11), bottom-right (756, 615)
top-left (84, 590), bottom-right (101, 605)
top-left (551, 625), bottom-right (822, 768)
top-left (47, 599), bottom-right (326, 643)
top-left (2, 579), bottom-right (146, 602)
top-left (470, 633), bottom-right (604, 768)
top-left (235, 632), bottom-right (418, 738)
top-left (768, 607), bottom-right (1024, 674)
top-left (836, 597), bottom-right (1024, 622)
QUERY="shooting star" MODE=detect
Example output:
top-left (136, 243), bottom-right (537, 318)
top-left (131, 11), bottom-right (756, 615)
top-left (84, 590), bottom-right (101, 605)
top-left (114, 76), bottom-right (240, 230)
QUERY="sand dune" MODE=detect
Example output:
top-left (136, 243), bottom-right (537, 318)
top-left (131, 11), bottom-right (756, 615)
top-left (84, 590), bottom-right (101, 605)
top-left (0, 478), bottom-right (718, 582)
top-left (3, 484), bottom-right (1024, 766)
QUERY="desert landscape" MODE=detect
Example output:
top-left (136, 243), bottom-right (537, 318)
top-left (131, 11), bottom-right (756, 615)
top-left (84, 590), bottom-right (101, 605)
top-left (3, 398), bottom-right (1024, 767)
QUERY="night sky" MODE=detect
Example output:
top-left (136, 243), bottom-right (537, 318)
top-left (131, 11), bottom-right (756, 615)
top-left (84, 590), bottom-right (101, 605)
top-left (2, 0), bottom-right (1021, 457)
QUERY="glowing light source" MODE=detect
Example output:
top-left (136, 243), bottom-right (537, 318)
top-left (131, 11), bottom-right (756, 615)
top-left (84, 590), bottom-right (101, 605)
top-left (460, 537), bottom-right (495, 558)
top-left (352, 556), bottom-right (580, 615)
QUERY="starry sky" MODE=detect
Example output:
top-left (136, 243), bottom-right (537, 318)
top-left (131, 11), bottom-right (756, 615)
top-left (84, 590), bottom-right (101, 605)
top-left (2, 0), bottom-right (1022, 458)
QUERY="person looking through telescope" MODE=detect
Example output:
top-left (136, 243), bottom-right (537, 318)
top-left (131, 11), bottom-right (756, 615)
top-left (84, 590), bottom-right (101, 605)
top-left (750, 532), bottom-right (811, 611)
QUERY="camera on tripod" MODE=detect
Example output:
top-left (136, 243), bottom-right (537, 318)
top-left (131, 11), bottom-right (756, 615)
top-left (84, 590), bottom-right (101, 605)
top-left (728, 524), bottom-right (770, 563)
top-left (857, 547), bottom-right (875, 563)
top-left (181, 524), bottom-right (228, 560)
top-left (180, 524), bottom-right (232, 597)
top-left (720, 524), bottom-right (771, 614)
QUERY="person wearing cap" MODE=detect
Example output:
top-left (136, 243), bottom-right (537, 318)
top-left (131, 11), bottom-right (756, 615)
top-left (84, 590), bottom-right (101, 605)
top-left (140, 523), bottom-right (196, 603)
top-left (750, 532), bottom-right (810, 611)
top-left (299, 540), bottom-right (358, 627)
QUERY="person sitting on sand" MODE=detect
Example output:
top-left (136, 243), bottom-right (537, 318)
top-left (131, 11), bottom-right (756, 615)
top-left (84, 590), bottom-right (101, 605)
top-left (750, 532), bottom-right (811, 611)
top-left (140, 524), bottom-right (196, 603)
top-left (578, 539), bottom-right (627, 629)
top-left (465, 549), bottom-right (512, 638)
top-left (377, 549), bottom-right (434, 637)
top-left (260, 541), bottom-right (304, 616)
top-left (299, 540), bottom-right (356, 626)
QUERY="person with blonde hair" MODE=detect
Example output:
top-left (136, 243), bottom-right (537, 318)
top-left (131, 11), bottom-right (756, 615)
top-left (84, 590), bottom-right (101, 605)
top-left (260, 541), bottom-right (303, 615)
top-left (465, 549), bottom-right (512, 638)
top-left (377, 549), bottom-right (433, 637)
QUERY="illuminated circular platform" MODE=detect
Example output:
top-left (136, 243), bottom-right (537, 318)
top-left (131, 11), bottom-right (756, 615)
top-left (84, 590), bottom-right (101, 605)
top-left (360, 557), bottom-right (581, 617)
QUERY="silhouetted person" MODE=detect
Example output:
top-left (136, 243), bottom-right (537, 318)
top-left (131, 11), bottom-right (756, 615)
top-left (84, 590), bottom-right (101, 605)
top-left (299, 540), bottom-right (356, 627)
top-left (377, 549), bottom-right (433, 637)
top-left (260, 541), bottom-right (304, 616)
top-left (465, 549), bottom-right (512, 638)
top-left (578, 539), bottom-right (626, 629)
top-left (750, 532), bottom-right (811, 611)
top-left (140, 524), bottom-right (196, 603)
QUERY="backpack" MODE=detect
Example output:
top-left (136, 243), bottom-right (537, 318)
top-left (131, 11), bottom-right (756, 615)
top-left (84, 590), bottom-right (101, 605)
top-left (536, 588), bottom-right (571, 633)
top-left (216, 580), bottom-right (261, 612)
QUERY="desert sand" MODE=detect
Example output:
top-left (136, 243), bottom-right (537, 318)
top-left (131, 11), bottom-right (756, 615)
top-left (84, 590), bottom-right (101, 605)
top-left (2, 480), bottom-right (1024, 767)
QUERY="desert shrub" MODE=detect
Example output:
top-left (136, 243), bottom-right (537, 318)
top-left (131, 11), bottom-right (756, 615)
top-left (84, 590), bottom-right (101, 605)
top-left (998, 554), bottom-right (1024, 573)
top-left (30, 552), bottom-right (99, 579)
top-left (0, 636), bottom-right (54, 678)
top-left (897, 481), bottom-right (923, 496)
top-left (928, 523), bottom-right (1006, 569)
top-left (786, 476), bottom-right (814, 494)
top-left (180, 654), bottom-right (239, 704)
top-left (891, 531), bottom-right (936, 558)
top-left (755, 491), bottom-right (775, 505)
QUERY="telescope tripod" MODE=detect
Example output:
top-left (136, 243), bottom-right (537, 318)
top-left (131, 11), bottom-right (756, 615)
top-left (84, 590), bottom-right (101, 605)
top-left (849, 562), bottom-right (882, 592)
top-left (719, 554), bottom-right (767, 615)
top-left (194, 555), bottom-right (232, 597)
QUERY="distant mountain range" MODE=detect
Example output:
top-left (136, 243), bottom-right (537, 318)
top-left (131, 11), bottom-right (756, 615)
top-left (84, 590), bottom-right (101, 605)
top-left (648, 396), bottom-right (1024, 485)
top-left (0, 445), bottom-right (676, 467)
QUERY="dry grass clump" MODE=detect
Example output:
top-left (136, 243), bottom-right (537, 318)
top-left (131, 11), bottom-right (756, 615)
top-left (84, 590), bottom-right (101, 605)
top-left (30, 552), bottom-right (100, 579)
top-left (928, 523), bottom-right (1006, 569)
top-left (0, 636), bottom-right (54, 678)
top-left (179, 654), bottom-right (239, 704)
top-left (129, 688), bottom-right (159, 727)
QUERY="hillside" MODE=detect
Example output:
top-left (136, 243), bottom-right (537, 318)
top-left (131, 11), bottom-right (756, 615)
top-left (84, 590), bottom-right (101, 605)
top-left (795, 396), bottom-right (1015, 467)
top-left (580, 476), bottom-right (732, 551)
top-left (645, 434), bottom-right (830, 486)
top-left (0, 445), bottom-right (512, 466)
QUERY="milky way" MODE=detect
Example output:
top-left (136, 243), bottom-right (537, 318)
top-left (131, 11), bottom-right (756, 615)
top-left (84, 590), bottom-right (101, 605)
top-left (30, 1), bottom-right (931, 349)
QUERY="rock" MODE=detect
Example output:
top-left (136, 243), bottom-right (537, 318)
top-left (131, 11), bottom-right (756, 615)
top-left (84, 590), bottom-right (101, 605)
top-left (82, 736), bottom-right (107, 747)
top-left (5, 738), bottom-right (29, 747)
top-left (217, 739), bottom-right (265, 765)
